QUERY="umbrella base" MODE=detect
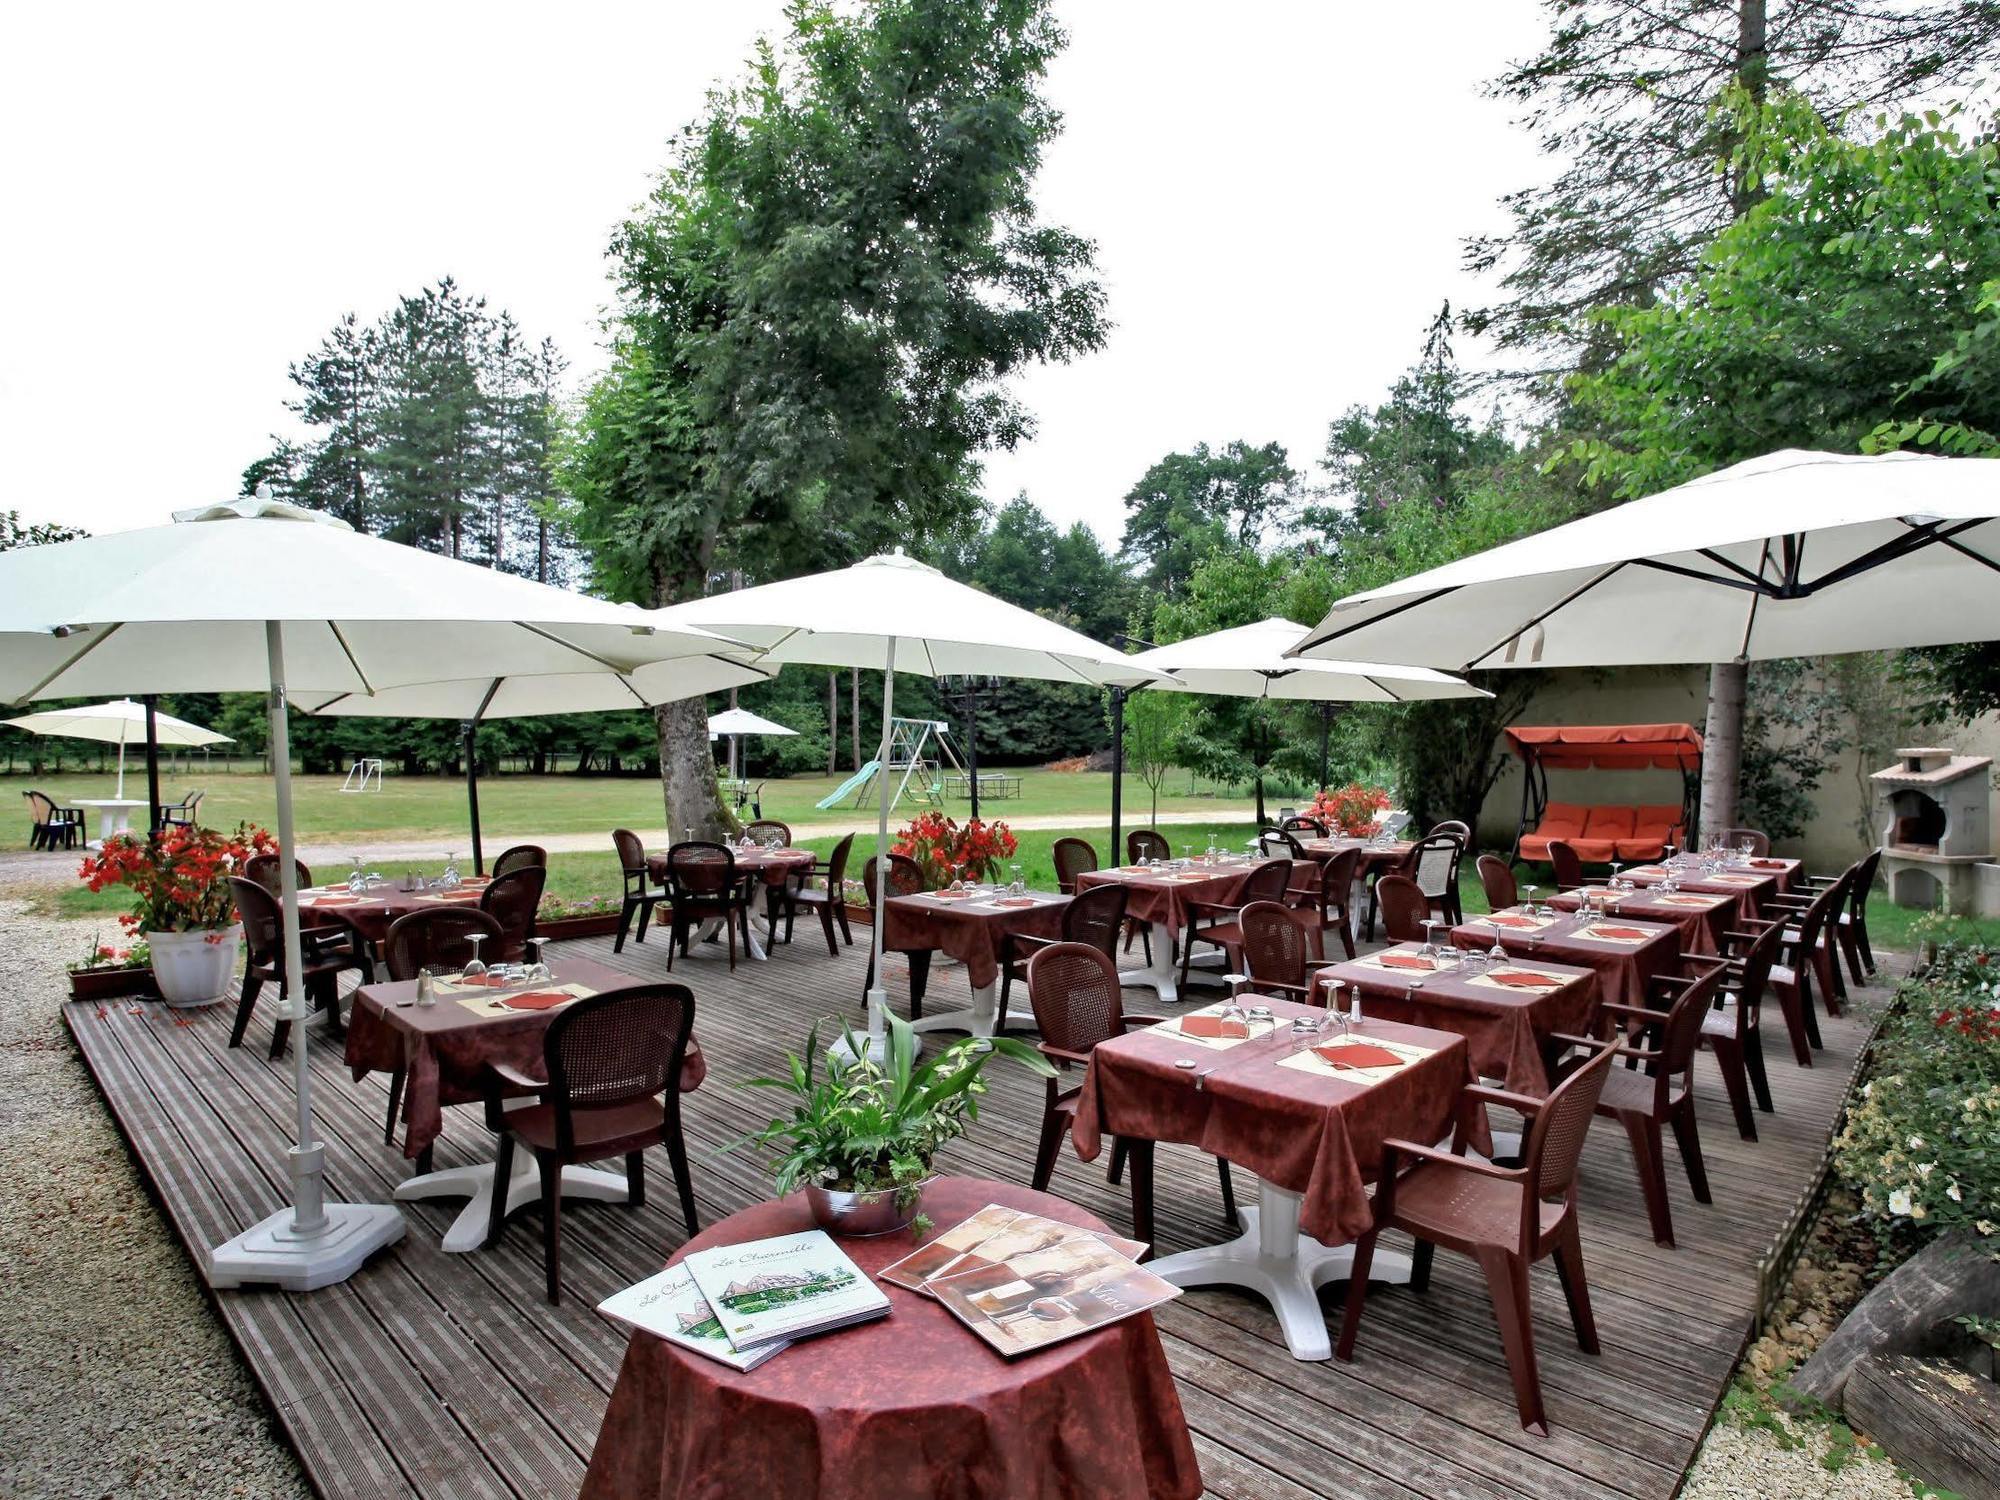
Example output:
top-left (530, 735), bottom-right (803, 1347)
top-left (209, 1202), bottom-right (405, 1291)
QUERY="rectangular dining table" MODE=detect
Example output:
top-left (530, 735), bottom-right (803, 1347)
top-left (296, 878), bottom-right (494, 951)
top-left (343, 953), bottom-right (706, 1253)
top-left (880, 887), bottom-right (1070, 1037)
top-left (1073, 857), bottom-right (1271, 1002)
top-left (1071, 998), bottom-right (1474, 1360)
top-left (1617, 856), bottom-right (1800, 923)
top-left (1452, 906), bottom-right (1681, 1010)
top-left (1548, 885), bottom-right (1735, 955)
top-left (1319, 944), bottom-right (1598, 1096)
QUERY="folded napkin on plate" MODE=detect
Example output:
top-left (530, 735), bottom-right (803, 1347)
top-left (991, 896), bottom-right (1038, 908)
top-left (928, 892), bottom-right (973, 902)
top-left (307, 895), bottom-right (358, 907)
top-left (1374, 952), bottom-right (1435, 971)
top-left (1657, 894), bottom-right (1718, 907)
top-left (1584, 925), bottom-right (1649, 941)
top-left (497, 990), bottom-right (571, 1011)
top-left (1485, 913), bottom-right (1539, 929)
top-left (455, 973), bottom-right (510, 988)
top-left (1488, 970), bottom-right (1564, 990)
top-left (425, 891), bottom-right (482, 902)
top-left (1179, 1013), bottom-right (1248, 1039)
top-left (1313, 1041), bottom-right (1404, 1070)
top-left (1750, 859), bottom-right (1789, 870)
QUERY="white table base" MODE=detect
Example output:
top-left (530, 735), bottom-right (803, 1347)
top-left (1147, 1176), bottom-right (1411, 1361)
top-left (395, 1152), bottom-right (629, 1254)
top-left (1117, 920), bottom-right (1230, 1005)
top-left (693, 914), bottom-right (769, 962)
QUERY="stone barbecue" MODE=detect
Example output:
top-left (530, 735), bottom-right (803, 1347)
top-left (1872, 746), bottom-right (1999, 915)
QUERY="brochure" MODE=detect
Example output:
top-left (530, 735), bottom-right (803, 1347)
top-left (595, 1264), bottom-right (788, 1372)
top-left (929, 1236), bottom-right (1181, 1357)
top-left (878, 1205), bottom-right (1147, 1293)
top-left (681, 1229), bottom-right (890, 1351)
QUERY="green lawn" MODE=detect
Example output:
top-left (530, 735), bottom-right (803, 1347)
top-left (4, 767), bottom-right (1252, 848)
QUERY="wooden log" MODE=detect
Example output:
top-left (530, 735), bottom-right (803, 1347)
top-left (1793, 1231), bottom-right (2000, 1408)
top-left (1845, 1353), bottom-right (2000, 1500)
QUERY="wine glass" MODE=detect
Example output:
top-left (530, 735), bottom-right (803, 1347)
top-left (441, 852), bottom-right (461, 891)
top-left (347, 856), bottom-right (365, 896)
top-left (1008, 863), bottom-right (1025, 896)
top-left (1521, 883), bottom-right (1540, 919)
top-left (1421, 918), bottom-right (1444, 959)
top-left (1204, 838), bottom-right (1218, 866)
top-left (460, 931), bottom-right (488, 986)
top-left (1180, 842), bottom-right (1194, 870)
top-left (524, 937), bottom-right (551, 986)
top-left (1323, 979), bottom-right (1349, 1037)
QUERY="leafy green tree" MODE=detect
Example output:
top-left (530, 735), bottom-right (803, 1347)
top-left (1469, 0), bottom-right (2000, 374)
top-left (567, 0), bottom-right (1106, 838)
top-left (1118, 688), bottom-right (1192, 827)
top-left (1, 511), bottom-right (85, 550)
top-left (1119, 441), bottom-right (1298, 594)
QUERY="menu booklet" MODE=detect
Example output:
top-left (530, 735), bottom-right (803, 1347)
top-left (878, 1204), bottom-right (1147, 1293)
top-left (595, 1264), bottom-right (789, 1372)
top-left (929, 1235), bottom-right (1181, 1357)
top-left (681, 1229), bottom-right (890, 1351)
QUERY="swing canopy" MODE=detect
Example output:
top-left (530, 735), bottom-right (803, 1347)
top-left (1507, 723), bottom-right (1703, 864)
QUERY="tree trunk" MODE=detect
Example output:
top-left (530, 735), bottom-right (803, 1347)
top-left (827, 671), bottom-right (838, 775)
top-left (536, 519), bottom-right (550, 583)
top-left (1699, 661), bottom-right (1747, 842)
top-left (656, 698), bottom-right (734, 842)
top-left (850, 668), bottom-right (862, 771)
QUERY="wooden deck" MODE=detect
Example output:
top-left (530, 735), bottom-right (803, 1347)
top-left (64, 925), bottom-right (1878, 1500)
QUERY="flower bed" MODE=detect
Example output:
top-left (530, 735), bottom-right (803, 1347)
top-left (65, 936), bottom-right (158, 1002)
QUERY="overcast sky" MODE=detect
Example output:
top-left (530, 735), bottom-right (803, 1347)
top-left (0, 1), bottom-right (1547, 549)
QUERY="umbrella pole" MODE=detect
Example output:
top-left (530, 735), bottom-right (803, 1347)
top-left (144, 695), bottom-right (162, 835)
top-left (464, 681), bottom-right (500, 877)
top-left (867, 642), bottom-right (896, 1046)
top-left (116, 724), bottom-right (127, 800)
top-left (208, 622), bottom-right (403, 1291)
top-left (1108, 686), bottom-right (1125, 864)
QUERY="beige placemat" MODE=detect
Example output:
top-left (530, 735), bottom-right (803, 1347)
top-left (1463, 910), bottom-right (1560, 933)
top-left (1575, 924), bottom-right (1656, 945)
top-left (1468, 966), bottom-right (1572, 993)
top-left (453, 981), bottom-right (596, 1018)
top-left (1276, 1033), bottom-right (1436, 1082)
top-left (1348, 947), bottom-right (1443, 976)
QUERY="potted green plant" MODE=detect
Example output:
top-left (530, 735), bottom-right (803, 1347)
top-left (737, 1013), bottom-right (1056, 1236)
top-left (77, 821), bottom-right (276, 1007)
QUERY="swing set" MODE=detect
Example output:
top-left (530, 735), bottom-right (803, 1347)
top-left (814, 717), bottom-right (971, 812)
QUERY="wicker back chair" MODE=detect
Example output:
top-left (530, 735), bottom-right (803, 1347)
top-left (244, 852), bottom-right (313, 897)
top-left (1024, 942), bottom-right (1234, 1228)
top-left (384, 907), bottom-right (505, 981)
top-left (480, 865), bottom-right (546, 962)
top-left (1178, 859), bottom-right (1296, 990)
top-left (859, 853), bottom-right (931, 1019)
top-left (1412, 832), bottom-right (1465, 922)
top-left (1238, 899), bottom-right (1339, 1003)
top-left (1429, 818), bottom-right (1471, 842)
top-left (1547, 839), bottom-right (1586, 892)
top-left (1701, 917), bottom-right (1786, 1140)
top-left (1301, 845), bottom-right (1361, 960)
top-left (491, 844), bottom-right (547, 879)
top-left (610, 828), bottom-right (670, 954)
top-left (784, 830), bottom-right (855, 957)
top-left (1259, 827), bottom-right (1307, 860)
top-left (664, 842), bottom-right (753, 972)
top-left (1374, 874), bottom-right (1431, 944)
top-left (1476, 854), bottom-right (1518, 912)
top-left (1337, 1038), bottom-right (1618, 1435)
top-left (997, 882), bottom-right (1128, 1030)
top-left (227, 875), bottom-right (367, 1058)
top-left (1280, 815), bottom-right (1327, 837)
top-left (1552, 958), bottom-right (1725, 1247)
top-left (744, 819), bottom-right (792, 846)
top-left (1126, 828), bottom-right (1170, 864)
top-left (1051, 836), bottom-right (1098, 894)
top-left (485, 984), bottom-right (700, 1302)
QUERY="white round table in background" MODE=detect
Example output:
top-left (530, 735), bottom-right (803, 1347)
top-left (71, 797), bottom-right (149, 847)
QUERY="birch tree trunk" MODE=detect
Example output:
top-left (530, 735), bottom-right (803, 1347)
top-left (1700, 662), bottom-right (1746, 839)
top-left (657, 698), bottom-right (734, 841)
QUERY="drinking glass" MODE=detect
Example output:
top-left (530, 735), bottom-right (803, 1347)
top-left (460, 932), bottom-right (488, 986)
top-left (1421, 919), bottom-right (1444, 959)
top-left (347, 856), bottom-right (366, 896)
top-left (524, 938), bottom-right (552, 986)
top-left (1323, 980), bottom-right (1349, 1037)
top-left (1008, 863), bottom-right (1025, 896)
top-left (1181, 843), bottom-right (1194, 868)
top-left (1521, 884), bottom-right (1540, 918)
top-left (1204, 839), bottom-right (1218, 865)
top-left (441, 852), bottom-right (461, 891)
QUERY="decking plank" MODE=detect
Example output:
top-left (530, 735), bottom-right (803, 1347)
top-left (61, 920), bottom-right (1877, 1500)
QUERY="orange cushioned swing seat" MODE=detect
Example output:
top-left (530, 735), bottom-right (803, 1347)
top-left (1520, 803), bottom-right (1683, 863)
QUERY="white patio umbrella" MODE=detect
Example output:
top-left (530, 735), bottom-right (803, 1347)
top-left (3, 697), bottom-right (231, 800)
top-left (1291, 450), bottom-right (2000, 668)
top-left (301, 655), bottom-right (775, 873)
top-left (1125, 616), bottom-right (1490, 830)
top-left (660, 550), bottom-right (1168, 1044)
top-left (706, 705), bottom-right (796, 782)
top-left (0, 492), bottom-right (753, 1291)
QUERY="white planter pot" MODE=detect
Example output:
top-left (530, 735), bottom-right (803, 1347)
top-left (146, 924), bottom-right (242, 1008)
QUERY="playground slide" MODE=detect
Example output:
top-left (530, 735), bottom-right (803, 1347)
top-left (816, 760), bottom-right (880, 810)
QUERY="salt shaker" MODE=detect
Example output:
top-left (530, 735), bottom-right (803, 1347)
top-left (415, 970), bottom-right (437, 1008)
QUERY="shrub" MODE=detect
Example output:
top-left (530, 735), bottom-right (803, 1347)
top-left (1307, 782), bottom-right (1392, 837)
top-left (890, 813), bottom-right (1019, 886)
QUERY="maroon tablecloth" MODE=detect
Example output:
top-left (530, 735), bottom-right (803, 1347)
top-left (1074, 859), bottom-right (1263, 941)
top-left (297, 878), bottom-right (493, 946)
top-left (1618, 858), bottom-right (1798, 921)
top-left (1071, 1002), bottom-right (1473, 1246)
top-left (879, 890), bottom-right (1070, 991)
top-left (1452, 908), bottom-right (1679, 1011)
top-left (1318, 945), bottom-right (1598, 1095)
top-left (647, 846), bottom-right (815, 887)
top-left (343, 955), bottom-right (706, 1158)
top-left (1299, 837), bottom-right (1414, 876)
top-left (578, 1176), bottom-right (1201, 1500)
top-left (1549, 887), bottom-right (1733, 955)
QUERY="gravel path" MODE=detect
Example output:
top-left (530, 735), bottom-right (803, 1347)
top-left (0, 899), bottom-right (309, 1500)
top-left (1682, 1414), bottom-right (1909, 1498)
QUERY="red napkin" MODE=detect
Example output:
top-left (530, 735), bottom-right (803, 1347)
top-left (929, 891), bottom-right (972, 901)
top-left (1586, 925), bottom-right (1648, 941)
top-left (1179, 1014), bottom-right (1248, 1039)
top-left (428, 891), bottom-right (482, 903)
top-left (1488, 970), bottom-right (1563, 990)
top-left (1487, 913), bottom-right (1538, 929)
top-left (498, 990), bottom-right (571, 1011)
top-left (992, 896), bottom-right (1038, 908)
top-left (1376, 952), bottom-right (1435, 971)
top-left (1313, 1042), bottom-right (1404, 1070)
top-left (1750, 859), bottom-right (1788, 869)
top-left (457, 973), bottom-right (510, 988)
top-left (309, 896), bottom-right (357, 907)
